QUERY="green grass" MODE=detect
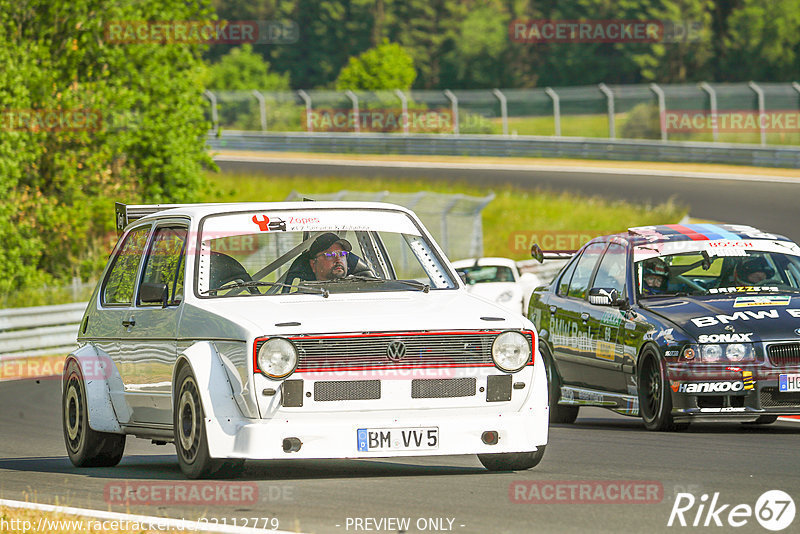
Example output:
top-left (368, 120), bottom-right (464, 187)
top-left (202, 172), bottom-right (686, 261)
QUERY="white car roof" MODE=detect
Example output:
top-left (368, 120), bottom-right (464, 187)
top-left (452, 257), bottom-right (518, 269)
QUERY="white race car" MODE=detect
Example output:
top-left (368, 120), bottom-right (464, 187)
top-left (63, 202), bottom-right (549, 478)
top-left (452, 257), bottom-right (542, 314)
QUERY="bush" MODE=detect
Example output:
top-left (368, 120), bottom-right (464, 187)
top-left (620, 103), bottom-right (662, 139)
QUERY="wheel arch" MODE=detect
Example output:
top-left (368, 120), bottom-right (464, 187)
top-left (63, 345), bottom-right (125, 434)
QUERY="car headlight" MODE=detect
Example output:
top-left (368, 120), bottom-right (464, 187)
top-left (496, 290), bottom-right (514, 303)
top-left (695, 343), bottom-right (755, 363)
top-left (491, 331), bottom-right (531, 372)
top-left (257, 338), bottom-right (298, 379)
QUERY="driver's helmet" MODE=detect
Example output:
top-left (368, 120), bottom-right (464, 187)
top-left (642, 258), bottom-right (669, 294)
top-left (734, 256), bottom-right (775, 285)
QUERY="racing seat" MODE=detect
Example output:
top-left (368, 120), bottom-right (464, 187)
top-left (281, 252), bottom-right (377, 290)
top-left (209, 252), bottom-right (252, 290)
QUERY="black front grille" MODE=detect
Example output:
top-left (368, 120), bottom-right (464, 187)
top-left (760, 387), bottom-right (800, 408)
top-left (314, 380), bottom-right (381, 401)
top-left (289, 332), bottom-right (502, 371)
top-left (411, 378), bottom-right (476, 398)
top-left (767, 343), bottom-right (800, 367)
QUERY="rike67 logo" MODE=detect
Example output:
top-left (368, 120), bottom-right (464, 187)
top-left (668, 490), bottom-right (795, 531)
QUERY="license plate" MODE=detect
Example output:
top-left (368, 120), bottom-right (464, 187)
top-left (357, 427), bottom-right (439, 452)
top-left (779, 374), bottom-right (800, 392)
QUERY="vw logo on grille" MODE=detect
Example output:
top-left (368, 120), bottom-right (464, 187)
top-left (795, 328), bottom-right (800, 336)
top-left (386, 341), bottom-right (406, 361)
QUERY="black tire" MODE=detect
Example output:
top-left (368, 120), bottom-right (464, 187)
top-left (637, 349), bottom-right (689, 432)
top-left (174, 365), bottom-right (221, 479)
top-left (62, 359), bottom-right (125, 467)
top-left (742, 415), bottom-right (778, 425)
top-left (542, 348), bottom-right (579, 424)
top-left (478, 446), bottom-right (546, 471)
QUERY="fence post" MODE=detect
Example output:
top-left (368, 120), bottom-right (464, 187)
top-left (443, 89), bottom-right (459, 135)
top-left (440, 196), bottom-right (461, 254)
top-left (394, 89), bottom-right (409, 135)
top-left (345, 90), bottom-right (360, 133)
top-left (544, 87), bottom-right (561, 136)
top-left (748, 81), bottom-right (766, 146)
top-left (203, 90), bottom-right (218, 134)
top-left (699, 82), bottom-right (718, 142)
top-left (296, 90), bottom-right (312, 132)
top-left (252, 90), bottom-right (267, 132)
top-left (470, 192), bottom-right (495, 258)
top-left (492, 89), bottom-right (509, 135)
top-left (598, 83), bottom-right (615, 139)
top-left (649, 83), bottom-right (667, 141)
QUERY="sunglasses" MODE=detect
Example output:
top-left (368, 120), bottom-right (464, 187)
top-left (315, 250), bottom-right (349, 259)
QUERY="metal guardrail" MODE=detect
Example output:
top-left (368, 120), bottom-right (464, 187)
top-left (0, 302), bottom-right (84, 360)
top-left (208, 131), bottom-right (800, 169)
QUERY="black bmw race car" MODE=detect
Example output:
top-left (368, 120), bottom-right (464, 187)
top-left (528, 223), bottom-right (800, 431)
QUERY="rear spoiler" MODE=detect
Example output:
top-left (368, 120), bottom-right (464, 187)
top-left (530, 243), bottom-right (576, 263)
top-left (115, 202), bottom-right (191, 233)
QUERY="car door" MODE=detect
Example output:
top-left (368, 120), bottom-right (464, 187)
top-left (118, 221), bottom-right (188, 425)
top-left (549, 241), bottom-right (606, 387)
top-left (96, 223), bottom-right (152, 424)
top-left (581, 241), bottom-right (629, 392)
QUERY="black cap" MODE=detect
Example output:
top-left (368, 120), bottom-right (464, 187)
top-left (307, 232), bottom-right (352, 258)
top-left (741, 257), bottom-right (774, 277)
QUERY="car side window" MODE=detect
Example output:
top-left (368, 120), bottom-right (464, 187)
top-left (557, 256), bottom-right (579, 296)
top-left (139, 226), bottom-right (188, 306)
top-left (592, 243), bottom-right (627, 296)
top-left (567, 242), bottom-right (606, 300)
top-left (102, 226), bottom-right (150, 306)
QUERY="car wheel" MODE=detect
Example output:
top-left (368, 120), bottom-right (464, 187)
top-left (542, 348), bottom-right (579, 424)
top-left (637, 349), bottom-right (689, 432)
top-left (62, 359), bottom-right (125, 467)
top-left (478, 446), bottom-right (546, 471)
top-left (174, 365), bottom-right (221, 479)
top-left (742, 415), bottom-right (778, 425)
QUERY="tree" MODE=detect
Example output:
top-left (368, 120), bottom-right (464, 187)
top-left (208, 44), bottom-right (290, 91)
top-left (0, 0), bottom-right (215, 293)
top-left (335, 40), bottom-right (416, 90)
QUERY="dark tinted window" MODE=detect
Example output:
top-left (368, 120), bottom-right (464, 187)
top-left (593, 243), bottom-right (627, 295)
top-left (102, 226), bottom-right (150, 305)
top-left (567, 242), bottom-right (606, 299)
top-left (557, 257), bottom-right (579, 296)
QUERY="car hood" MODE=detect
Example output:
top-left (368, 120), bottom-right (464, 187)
top-left (640, 294), bottom-right (800, 342)
top-left (191, 289), bottom-right (531, 337)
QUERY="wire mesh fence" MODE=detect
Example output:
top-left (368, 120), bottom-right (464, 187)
top-left (206, 82), bottom-right (800, 146)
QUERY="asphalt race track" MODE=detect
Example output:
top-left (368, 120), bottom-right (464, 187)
top-left (1, 378), bottom-right (798, 533)
top-left (2, 159), bottom-right (799, 533)
top-left (215, 156), bottom-right (800, 243)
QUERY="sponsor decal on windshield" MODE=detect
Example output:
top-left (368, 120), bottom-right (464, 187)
top-left (709, 286), bottom-right (780, 294)
top-left (691, 309), bottom-right (800, 327)
top-left (734, 295), bottom-right (792, 307)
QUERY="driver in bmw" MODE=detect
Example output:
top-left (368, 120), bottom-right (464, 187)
top-left (308, 233), bottom-right (351, 281)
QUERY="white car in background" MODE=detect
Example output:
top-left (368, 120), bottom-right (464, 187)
top-left (452, 258), bottom-right (542, 314)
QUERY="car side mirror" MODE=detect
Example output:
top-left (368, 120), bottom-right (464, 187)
top-left (531, 243), bottom-right (544, 263)
top-left (140, 282), bottom-right (169, 307)
top-left (588, 287), bottom-right (620, 307)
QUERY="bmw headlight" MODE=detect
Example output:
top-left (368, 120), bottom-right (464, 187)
top-left (257, 338), bottom-right (298, 379)
top-left (496, 290), bottom-right (514, 303)
top-left (491, 331), bottom-right (531, 372)
top-left (696, 343), bottom-right (755, 363)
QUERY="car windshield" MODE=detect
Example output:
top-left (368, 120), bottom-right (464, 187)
top-left (456, 265), bottom-right (515, 284)
top-left (635, 250), bottom-right (800, 298)
top-left (195, 209), bottom-right (456, 297)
